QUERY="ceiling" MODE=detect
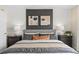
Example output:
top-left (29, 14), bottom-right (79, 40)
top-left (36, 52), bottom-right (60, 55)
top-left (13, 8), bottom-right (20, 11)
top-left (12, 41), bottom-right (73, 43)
top-left (0, 5), bottom-right (77, 10)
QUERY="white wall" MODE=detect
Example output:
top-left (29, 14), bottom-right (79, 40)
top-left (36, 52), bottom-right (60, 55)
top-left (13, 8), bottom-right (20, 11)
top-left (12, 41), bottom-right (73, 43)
top-left (70, 6), bottom-right (79, 51)
top-left (0, 9), bottom-right (7, 51)
top-left (76, 6), bottom-right (79, 51)
top-left (0, 5), bottom-right (73, 35)
top-left (70, 7), bottom-right (78, 50)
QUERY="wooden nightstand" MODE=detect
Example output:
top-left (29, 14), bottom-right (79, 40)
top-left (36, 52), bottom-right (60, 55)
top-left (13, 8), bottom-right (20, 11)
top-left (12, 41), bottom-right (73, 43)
top-left (58, 35), bottom-right (72, 47)
top-left (7, 36), bottom-right (22, 47)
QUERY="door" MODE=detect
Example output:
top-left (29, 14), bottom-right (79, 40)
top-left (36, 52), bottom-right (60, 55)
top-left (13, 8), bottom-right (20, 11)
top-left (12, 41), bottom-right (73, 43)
top-left (0, 10), bottom-right (7, 51)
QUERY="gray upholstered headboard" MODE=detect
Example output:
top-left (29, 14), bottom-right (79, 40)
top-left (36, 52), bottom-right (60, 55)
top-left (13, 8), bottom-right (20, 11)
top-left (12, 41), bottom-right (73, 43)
top-left (23, 30), bottom-right (58, 40)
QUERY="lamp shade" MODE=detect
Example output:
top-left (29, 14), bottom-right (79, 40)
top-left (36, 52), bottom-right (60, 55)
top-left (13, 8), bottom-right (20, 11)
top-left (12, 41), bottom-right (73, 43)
top-left (14, 24), bottom-right (23, 36)
top-left (14, 25), bottom-right (21, 31)
top-left (56, 24), bottom-right (64, 35)
top-left (56, 24), bottom-right (64, 30)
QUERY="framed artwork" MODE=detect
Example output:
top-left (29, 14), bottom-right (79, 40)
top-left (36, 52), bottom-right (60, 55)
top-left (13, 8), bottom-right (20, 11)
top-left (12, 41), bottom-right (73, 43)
top-left (28, 16), bottom-right (38, 26)
top-left (40, 16), bottom-right (50, 25)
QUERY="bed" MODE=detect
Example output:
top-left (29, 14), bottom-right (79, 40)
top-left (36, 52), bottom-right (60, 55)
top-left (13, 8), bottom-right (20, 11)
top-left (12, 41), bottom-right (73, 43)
top-left (0, 31), bottom-right (78, 54)
top-left (0, 40), bottom-right (78, 54)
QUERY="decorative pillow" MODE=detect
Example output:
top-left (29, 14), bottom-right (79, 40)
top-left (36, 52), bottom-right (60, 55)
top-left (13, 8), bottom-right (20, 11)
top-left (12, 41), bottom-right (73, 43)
top-left (32, 35), bottom-right (49, 40)
top-left (23, 33), bottom-right (39, 40)
top-left (40, 34), bottom-right (57, 40)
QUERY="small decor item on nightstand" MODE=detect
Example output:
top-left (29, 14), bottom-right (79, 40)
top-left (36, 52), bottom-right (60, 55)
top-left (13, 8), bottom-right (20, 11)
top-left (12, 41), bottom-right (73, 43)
top-left (64, 31), bottom-right (72, 36)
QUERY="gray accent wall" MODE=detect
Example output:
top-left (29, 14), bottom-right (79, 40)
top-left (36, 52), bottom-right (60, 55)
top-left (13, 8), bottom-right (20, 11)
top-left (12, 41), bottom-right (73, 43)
top-left (26, 9), bottom-right (53, 30)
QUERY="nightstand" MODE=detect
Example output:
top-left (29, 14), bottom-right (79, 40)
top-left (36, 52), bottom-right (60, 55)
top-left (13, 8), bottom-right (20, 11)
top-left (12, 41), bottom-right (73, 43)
top-left (58, 35), bottom-right (72, 47)
top-left (7, 36), bottom-right (22, 47)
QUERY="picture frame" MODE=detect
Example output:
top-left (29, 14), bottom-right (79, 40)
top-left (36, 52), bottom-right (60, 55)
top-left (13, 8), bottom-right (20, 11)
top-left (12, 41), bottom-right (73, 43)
top-left (28, 16), bottom-right (38, 26)
top-left (40, 16), bottom-right (50, 25)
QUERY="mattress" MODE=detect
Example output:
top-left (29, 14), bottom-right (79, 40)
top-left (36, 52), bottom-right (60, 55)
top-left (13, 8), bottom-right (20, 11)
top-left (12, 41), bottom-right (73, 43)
top-left (0, 40), bottom-right (78, 54)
